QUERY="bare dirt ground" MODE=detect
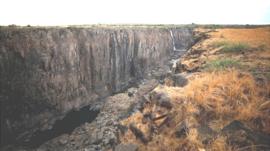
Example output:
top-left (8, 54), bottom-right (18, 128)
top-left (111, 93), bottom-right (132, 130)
top-left (118, 27), bottom-right (270, 151)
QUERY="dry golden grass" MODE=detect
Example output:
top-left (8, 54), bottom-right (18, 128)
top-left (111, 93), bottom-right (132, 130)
top-left (186, 70), bottom-right (261, 119)
top-left (208, 136), bottom-right (233, 151)
top-left (120, 70), bottom-right (270, 151)
top-left (195, 27), bottom-right (270, 49)
top-left (185, 70), bottom-right (270, 131)
top-left (210, 28), bottom-right (270, 48)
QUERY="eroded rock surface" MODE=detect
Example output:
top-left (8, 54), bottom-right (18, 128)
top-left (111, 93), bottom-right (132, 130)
top-left (35, 80), bottom-right (159, 151)
top-left (0, 26), bottom-right (194, 143)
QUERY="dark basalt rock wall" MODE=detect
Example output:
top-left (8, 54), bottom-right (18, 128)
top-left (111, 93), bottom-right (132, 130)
top-left (0, 26), bottom-right (194, 142)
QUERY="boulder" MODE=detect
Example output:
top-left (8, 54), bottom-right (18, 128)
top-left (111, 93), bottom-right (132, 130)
top-left (172, 74), bottom-right (188, 87)
top-left (149, 91), bottom-right (172, 109)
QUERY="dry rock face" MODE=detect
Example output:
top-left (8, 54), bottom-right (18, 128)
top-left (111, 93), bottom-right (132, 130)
top-left (0, 26), bottom-right (194, 142)
top-left (36, 80), bottom-right (159, 151)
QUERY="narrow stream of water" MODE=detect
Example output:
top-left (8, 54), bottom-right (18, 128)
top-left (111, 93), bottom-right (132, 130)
top-left (170, 29), bottom-right (176, 51)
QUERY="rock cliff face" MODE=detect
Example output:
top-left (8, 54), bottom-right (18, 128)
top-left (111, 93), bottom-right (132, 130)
top-left (0, 26), bottom-right (194, 142)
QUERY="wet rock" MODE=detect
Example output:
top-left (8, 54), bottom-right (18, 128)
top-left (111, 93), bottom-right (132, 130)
top-left (221, 120), bottom-right (270, 148)
top-left (115, 143), bottom-right (138, 151)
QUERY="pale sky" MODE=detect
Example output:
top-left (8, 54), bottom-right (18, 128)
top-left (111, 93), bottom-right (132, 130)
top-left (0, 0), bottom-right (270, 25)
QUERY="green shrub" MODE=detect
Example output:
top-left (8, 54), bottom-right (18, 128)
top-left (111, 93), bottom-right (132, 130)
top-left (212, 41), bottom-right (251, 53)
top-left (204, 59), bottom-right (241, 71)
top-left (203, 24), bottom-right (222, 29)
top-left (222, 43), bottom-right (250, 53)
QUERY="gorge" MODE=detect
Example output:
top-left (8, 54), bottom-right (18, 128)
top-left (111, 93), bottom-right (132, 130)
top-left (0, 25), bottom-right (195, 150)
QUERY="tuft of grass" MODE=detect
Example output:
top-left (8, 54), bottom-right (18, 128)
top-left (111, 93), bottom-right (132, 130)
top-left (222, 43), bottom-right (250, 53)
top-left (184, 70), bottom-right (270, 126)
top-left (204, 59), bottom-right (241, 71)
top-left (212, 41), bottom-right (230, 47)
top-left (257, 44), bottom-right (266, 51)
top-left (212, 41), bottom-right (251, 53)
top-left (186, 69), bottom-right (270, 120)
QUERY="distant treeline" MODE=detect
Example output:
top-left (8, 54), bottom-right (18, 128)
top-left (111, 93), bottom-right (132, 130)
top-left (1, 23), bottom-right (270, 29)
